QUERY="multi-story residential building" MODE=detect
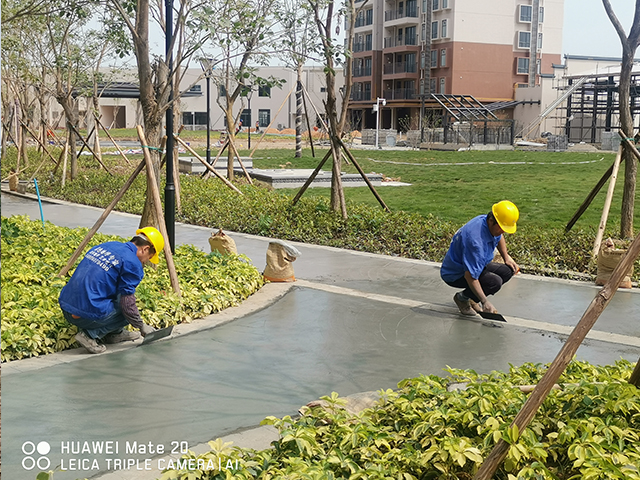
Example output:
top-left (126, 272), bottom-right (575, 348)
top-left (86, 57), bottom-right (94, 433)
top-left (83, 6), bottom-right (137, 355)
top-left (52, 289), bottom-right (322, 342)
top-left (348, 0), bottom-right (564, 133)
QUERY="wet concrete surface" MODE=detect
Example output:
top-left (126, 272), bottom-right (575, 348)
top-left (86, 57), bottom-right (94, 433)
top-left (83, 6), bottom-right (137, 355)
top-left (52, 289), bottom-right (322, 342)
top-left (2, 191), bottom-right (640, 480)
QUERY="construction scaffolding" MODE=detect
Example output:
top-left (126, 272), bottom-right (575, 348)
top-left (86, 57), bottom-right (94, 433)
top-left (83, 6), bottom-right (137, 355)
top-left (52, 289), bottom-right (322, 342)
top-left (554, 72), bottom-right (640, 144)
top-left (430, 94), bottom-right (515, 146)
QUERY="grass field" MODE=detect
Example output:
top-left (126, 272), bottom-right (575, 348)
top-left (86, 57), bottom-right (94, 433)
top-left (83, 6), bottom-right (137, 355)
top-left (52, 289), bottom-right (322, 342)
top-left (244, 147), bottom-right (638, 233)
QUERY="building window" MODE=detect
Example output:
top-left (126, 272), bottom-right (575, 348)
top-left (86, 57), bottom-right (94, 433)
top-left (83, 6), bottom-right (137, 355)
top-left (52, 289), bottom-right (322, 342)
top-left (406, 26), bottom-right (417, 45)
top-left (439, 77), bottom-right (446, 94)
top-left (519, 5), bottom-right (532, 22)
top-left (517, 57), bottom-right (529, 74)
top-left (259, 85), bottom-right (271, 97)
top-left (219, 84), bottom-right (227, 97)
top-left (431, 21), bottom-right (438, 39)
top-left (442, 0), bottom-right (448, 8)
top-left (538, 32), bottom-right (543, 49)
top-left (431, 49), bottom-right (437, 68)
top-left (258, 109), bottom-right (271, 127)
top-left (240, 108), bottom-right (251, 126)
top-left (422, 23), bottom-right (426, 41)
top-left (440, 48), bottom-right (447, 67)
top-left (539, 7), bottom-right (544, 22)
top-left (430, 78), bottom-right (437, 93)
top-left (518, 31), bottom-right (531, 49)
top-left (441, 19), bottom-right (448, 38)
top-left (366, 8), bottom-right (373, 25)
top-left (397, 27), bottom-right (403, 45)
top-left (432, 0), bottom-right (439, 10)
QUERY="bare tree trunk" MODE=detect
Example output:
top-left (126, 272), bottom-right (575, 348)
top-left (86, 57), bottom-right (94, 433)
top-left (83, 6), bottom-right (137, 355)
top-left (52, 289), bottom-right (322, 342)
top-left (295, 64), bottom-right (303, 158)
top-left (603, 0), bottom-right (640, 238)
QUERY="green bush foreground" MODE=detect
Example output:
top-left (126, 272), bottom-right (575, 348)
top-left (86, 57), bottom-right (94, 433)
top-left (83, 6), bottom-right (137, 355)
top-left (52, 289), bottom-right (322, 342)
top-left (1, 215), bottom-right (264, 362)
top-left (157, 360), bottom-right (639, 480)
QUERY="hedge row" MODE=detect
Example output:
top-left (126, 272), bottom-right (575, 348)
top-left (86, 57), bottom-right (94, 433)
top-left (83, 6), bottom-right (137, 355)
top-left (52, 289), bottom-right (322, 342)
top-left (158, 360), bottom-right (640, 480)
top-left (35, 172), bottom-right (638, 281)
top-left (1, 216), bottom-right (264, 362)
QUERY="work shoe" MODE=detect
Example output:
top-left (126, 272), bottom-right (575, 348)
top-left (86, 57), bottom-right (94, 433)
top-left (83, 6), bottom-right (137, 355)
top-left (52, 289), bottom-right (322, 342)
top-left (75, 331), bottom-right (107, 354)
top-left (103, 330), bottom-right (141, 344)
top-left (453, 293), bottom-right (478, 317)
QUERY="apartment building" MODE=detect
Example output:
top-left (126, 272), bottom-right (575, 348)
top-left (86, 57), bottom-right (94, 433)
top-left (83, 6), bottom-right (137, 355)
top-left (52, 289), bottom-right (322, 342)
top-left (348, 0), bottom-right (564, 132)
top-left (49, 66), bottom-right (342, 134)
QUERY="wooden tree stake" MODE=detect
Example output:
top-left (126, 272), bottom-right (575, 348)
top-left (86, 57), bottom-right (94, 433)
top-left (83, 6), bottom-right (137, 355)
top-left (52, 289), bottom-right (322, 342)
top-left (173, 135), bottom-right (243, 195)
top-left (58, 158), bottom-right (145, 277)
top-left (137, 125), bottom-right (181, 297)
top-left (473, 228), bottom-right (640, 480)
top-left (592, 144), bottom-right (624, 258)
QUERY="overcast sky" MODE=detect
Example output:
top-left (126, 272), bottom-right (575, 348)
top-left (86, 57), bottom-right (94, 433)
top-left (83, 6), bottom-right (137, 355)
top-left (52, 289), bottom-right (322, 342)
top-left (563, 0), bottom-right (635, 58)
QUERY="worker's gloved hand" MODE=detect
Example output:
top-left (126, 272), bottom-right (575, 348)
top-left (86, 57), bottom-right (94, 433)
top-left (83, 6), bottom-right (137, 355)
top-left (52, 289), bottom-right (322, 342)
top-left (140, 323), bottom-right (156, 337)
top-left (482, 299), bottom-right (497, 314)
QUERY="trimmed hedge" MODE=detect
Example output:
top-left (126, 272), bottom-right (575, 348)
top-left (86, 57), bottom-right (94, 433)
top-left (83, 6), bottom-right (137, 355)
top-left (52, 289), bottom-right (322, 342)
top-left (158, 360), bottom-right (640, 480)
top-left (1, 216), bottom-right (264, 362)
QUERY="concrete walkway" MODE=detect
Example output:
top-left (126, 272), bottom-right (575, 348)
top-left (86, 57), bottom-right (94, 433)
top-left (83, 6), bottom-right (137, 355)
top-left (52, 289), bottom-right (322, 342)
top-left (2, 190), bottom-right (639, 480)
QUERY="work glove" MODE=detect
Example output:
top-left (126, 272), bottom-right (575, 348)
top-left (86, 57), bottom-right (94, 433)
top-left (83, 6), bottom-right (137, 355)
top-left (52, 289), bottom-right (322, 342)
top-left (140, 323), bottom-right (156, 337)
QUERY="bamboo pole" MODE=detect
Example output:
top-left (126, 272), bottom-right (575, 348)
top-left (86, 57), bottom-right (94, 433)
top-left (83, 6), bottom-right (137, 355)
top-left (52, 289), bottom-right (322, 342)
top-left (227, 136), bottom-right (253, 185)
top-left (565, 162), bottom-right (616, 232)
top-left (94, 114), bottom-right (131, 165)
top-left (592, 144), bottom-right (624, 258)
top-left (473, 228), bottom-right (640, 480)
top-left (249, 84), bottom-right (296, 158)
top-left (61, 142), bottom-right (69, 190)
top-left (173, 134), bottom-right (243, 195)
top-left (137, 125), bottom-right (181, 296)
top-left (20, 120), bottom-right (59, 166)
top-left (338, 138), bottom-right (390, 212)
top-left (58, 159), bottom-right (146, 277)
top-left (292, 149), bottom-right (332, 205)
top-left (618, 130), bottom-right (640, 164)
top-left (67, 123), bottom-right (113, 175)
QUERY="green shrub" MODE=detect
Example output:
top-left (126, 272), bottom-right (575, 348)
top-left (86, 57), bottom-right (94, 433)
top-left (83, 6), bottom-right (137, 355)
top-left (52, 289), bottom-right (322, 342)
top-left (158, 360), bottom-right (640, 480)
top-left (1, 216), bottom-right (264, 362)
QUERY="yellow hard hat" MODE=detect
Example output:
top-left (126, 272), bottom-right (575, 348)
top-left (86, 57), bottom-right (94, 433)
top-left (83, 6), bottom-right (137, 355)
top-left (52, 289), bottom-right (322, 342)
top-left (492, 201), bottom-right (519, 234)
top-left (136, 226), bottom-right (165, 264)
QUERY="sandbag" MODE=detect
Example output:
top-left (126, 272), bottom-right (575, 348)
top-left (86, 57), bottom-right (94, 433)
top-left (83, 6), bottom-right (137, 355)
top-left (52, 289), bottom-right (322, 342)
top-left (263, 240), bottom-right (301, 282)
top-left (208, 229), bottom-right (237, 255)
top-left (596, 238), bottom-right (633, 288)
top-left (8, 172), bottom-right (18, 191)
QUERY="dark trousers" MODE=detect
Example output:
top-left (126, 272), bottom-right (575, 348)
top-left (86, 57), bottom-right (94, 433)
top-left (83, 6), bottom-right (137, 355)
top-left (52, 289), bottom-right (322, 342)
top-left (444, 262), bottom-right (514, 303)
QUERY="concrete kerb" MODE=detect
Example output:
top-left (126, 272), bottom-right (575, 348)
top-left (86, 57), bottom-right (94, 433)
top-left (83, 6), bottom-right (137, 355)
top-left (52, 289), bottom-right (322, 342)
top-left (1, 282), bottom-right (294, 376)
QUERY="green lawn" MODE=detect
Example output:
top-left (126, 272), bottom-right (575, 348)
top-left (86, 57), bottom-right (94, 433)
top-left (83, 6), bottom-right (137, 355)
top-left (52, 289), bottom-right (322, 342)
top-left (248, 148), bottom-right (638, 232)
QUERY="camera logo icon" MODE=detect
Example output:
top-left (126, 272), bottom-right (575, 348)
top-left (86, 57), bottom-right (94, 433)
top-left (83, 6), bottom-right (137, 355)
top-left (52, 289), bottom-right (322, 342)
top-left (22, 441), bottom-right (51, 471)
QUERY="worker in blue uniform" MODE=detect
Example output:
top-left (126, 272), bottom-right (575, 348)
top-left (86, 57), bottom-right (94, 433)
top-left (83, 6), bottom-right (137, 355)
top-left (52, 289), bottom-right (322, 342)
top-left (441, 201), bottom-right (520, 316)
top-left (59, 227), bottom-right (164, 354)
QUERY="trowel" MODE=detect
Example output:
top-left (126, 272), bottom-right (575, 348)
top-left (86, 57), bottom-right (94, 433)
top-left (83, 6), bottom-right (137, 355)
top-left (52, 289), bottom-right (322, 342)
top-left (140, 325), bottom-right (174, 345)
top-left (478, 311), bottom-right (507, 322)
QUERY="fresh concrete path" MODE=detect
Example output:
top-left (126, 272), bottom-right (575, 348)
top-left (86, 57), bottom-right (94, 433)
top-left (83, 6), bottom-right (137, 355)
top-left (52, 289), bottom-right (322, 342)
top-left (2, 190), bottom-right (639, 480)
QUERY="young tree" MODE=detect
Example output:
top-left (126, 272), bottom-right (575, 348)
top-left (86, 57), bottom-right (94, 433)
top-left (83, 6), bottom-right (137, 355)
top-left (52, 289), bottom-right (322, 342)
top-left (308, 0), bottom-right (356, 217)
top-left (204, 0), bottom-right (279, 180)
top-left (276, 0), bottom-right (318, 158)
top-left (603, 0), bottom-right (640, 238)
top-left (106, 0), bottom-right (209, 226)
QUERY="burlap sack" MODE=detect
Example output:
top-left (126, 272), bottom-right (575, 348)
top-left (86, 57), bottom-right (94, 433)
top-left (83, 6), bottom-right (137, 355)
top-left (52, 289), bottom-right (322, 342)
top-left (596, 238), bottom-right (633, 288)
top-left (263, 240), bottom-right (301, 282)
top-left (8, 172), bottom-right (18, 191)
top-left (208, 229), bottom-right (237, 255)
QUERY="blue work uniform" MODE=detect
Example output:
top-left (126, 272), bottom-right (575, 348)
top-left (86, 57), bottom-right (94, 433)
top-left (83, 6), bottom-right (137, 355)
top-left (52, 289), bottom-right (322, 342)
top-left (59, 242), bottom-right (143, 338)
top-left (440, 215), bottom-right (514, 302)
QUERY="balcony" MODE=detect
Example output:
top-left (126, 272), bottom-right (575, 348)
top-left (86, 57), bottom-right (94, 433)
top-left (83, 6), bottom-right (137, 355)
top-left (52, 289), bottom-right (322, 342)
top-left (383, 34), bottom-right (418, 48)
top-left (383, 61), bottom-right (417, 75)
top-left (350, 91), bottom-right (373, 101)
top-left (382, 88), bottom-right (416, 100)
top-left (353, 40), bottom-right (373, 52)
top-left (384, 6), bottom-right (418, 21)
top-left (353, 66), bottom-right (373, 77)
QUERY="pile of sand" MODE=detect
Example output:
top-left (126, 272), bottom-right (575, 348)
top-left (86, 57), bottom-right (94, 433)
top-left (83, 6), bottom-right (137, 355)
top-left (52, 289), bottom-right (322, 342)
top-left (279, 128), bottom-right (296, 135)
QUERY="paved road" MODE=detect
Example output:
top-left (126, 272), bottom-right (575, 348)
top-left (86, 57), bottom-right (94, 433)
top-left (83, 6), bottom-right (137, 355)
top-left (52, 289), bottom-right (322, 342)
top-left (2, 191), bottom-right (639, 480)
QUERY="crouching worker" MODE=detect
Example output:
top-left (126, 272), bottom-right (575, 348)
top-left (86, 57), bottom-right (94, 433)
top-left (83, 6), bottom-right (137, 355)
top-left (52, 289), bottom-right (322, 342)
top-left (440, 201), bottom-right (520, 316)
top-left (59, 227), bottom-right (163, 354)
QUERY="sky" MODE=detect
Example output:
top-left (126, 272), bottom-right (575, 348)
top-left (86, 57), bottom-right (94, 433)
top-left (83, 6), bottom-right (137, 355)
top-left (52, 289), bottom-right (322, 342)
top-left (562, 0), bottom-right (636, 58)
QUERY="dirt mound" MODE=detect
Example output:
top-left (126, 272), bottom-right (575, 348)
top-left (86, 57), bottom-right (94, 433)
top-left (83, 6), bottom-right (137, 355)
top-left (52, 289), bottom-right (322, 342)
top-left (279, 128), bottom-right (296, 135)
